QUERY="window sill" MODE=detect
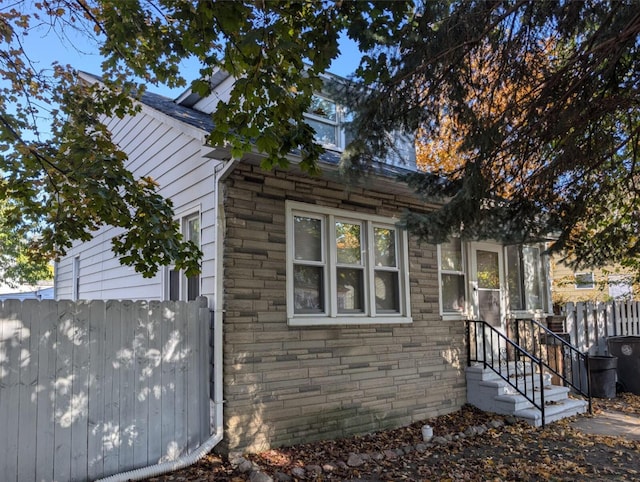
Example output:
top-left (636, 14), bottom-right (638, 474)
top-left (288, 315), bottom-right (413, 327)
top-left (441, 313), bottom-right (467, 321)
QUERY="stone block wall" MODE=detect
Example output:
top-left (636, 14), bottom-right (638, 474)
top-left (221, 163), bottom-right (467, 452)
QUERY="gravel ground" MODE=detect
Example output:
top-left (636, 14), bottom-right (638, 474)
top-left (144, 393), bottom-right (640, 481)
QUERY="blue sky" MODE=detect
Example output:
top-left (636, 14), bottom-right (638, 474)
top-left (22, 23), bottom-right (362, 99)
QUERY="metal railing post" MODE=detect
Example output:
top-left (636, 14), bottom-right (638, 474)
top-left (466, 321), bottom-right (471, 366)
top-left (540, 362), bottom-right (546, 427)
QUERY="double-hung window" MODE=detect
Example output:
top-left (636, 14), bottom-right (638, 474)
top-left (304, 95), bottom-right (351, 150)
top-left (438, 238), bottom-right (466, 315)
top-left (286, 201), bottom-right (411, 325)
top-left (167, 212), bottom-right (200, 301)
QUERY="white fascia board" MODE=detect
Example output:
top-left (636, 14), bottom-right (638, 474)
top-left (136, 101), bottom-right (209, 144)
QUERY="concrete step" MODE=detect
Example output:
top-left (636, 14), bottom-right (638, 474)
top-left (466, 364), bottom-right (587, 426)
top-left (493, 385), bottom-right (571, 412)
top-left (466, 364), bottom-right (552, 389)
top-left (514, 397), bottom-right (589, 427)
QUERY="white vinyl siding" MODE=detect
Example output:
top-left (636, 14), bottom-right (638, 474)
top-left (55, 107), bottom-right (220, 302)
top-left (286, 201), bottom-right (411, 326)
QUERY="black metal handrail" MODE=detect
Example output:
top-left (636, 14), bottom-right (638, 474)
top-left (512, 318), bottom-right (592, 414)
top-left (466, 319), bottom-right (547, 426)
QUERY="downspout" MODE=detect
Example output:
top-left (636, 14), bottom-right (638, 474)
top-left (97, 156), bottom-right (237, 482)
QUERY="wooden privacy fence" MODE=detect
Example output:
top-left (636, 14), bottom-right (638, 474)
top-left (0, 297), bottom-right (212, 482)
top-left (562, 301), bottom-right (640, 355)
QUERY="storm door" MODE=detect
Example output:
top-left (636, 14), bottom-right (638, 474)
top-left (471, 243), bottom-right (505, 329)
top-left (471, 243), bottom-right (506, 362)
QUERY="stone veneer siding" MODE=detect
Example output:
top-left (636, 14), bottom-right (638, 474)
top-left (221, 163), bottom-right (467, 453)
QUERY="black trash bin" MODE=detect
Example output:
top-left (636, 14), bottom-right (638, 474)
top-left (608, 336), bottom-right (640, 395)
top-left (588, 355), bottom-right (618, 398)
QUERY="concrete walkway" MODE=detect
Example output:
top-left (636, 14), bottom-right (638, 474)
top-left (571, 410), bottom-right (640, 440)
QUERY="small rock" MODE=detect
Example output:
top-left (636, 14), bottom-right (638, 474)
top-left (444, 434), bottom-right (453, 442)
top-left (228, 454), bottom-right (245, 469)
top-left (337, 461), bottom-right (349, 470)
top-left (476, 425), bottom-right (487, 435)
top-left (458, 431), bottom-right (467, 439)
top-left (490, 419), bottom-right (505, 429)
top-left (432, 436), bottom-right (448, 445)
top-left (250, 471), bottom-right (273, 482)
top-left (322, 462), bottom-right (338, 472)
top-left (402, 445), bottom-right (414, 454)
top-left (464, 426), bottom-right (478, 437)
top-left (238, 459), bottom-right (254, 473)
top-left (395, 448), bottom-right (405, 457)
top-left (228, 451), bottom-right (244, 466)
top-left (273, 472), bottom-right (292, 482)
top-left (371, 452), bottom-right (385, 461)
top-left (360, 453), bottom-right (371, 461)
top-left (505, 415), bottom-right (518, 425)
top-left (347, 453), bottom-right (366, 467)
top-left (415, 443), bottom-right (428, 453)
top-left (383, 449), bottom-right (398, 460)
top-left (306, 464), bottom-right (322, 475)
top-left (291, 467), bottom-right (306, 479)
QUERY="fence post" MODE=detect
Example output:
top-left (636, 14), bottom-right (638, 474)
top-left (565, 302), bottom-right (576, 348)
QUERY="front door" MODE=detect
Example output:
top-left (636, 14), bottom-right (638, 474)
top-left (471, 242), bottom-right (506, 331)
top-left (471, 243), bottom-right (506, 362)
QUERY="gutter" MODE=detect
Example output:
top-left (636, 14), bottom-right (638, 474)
top-left (97, 156), bottom-right (238, 482)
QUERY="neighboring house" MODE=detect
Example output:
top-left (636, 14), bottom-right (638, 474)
top-left (550, 256), bottom-right (637, 305)
top-left (55, 71), bottom-right (555, 453)
top-left (0, 282), bottom-right (54, 301)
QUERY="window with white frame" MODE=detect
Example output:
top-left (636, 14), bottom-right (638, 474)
top-left (304, 95), bottom-right (351, 150)
top-left (506, 244), bottom-right (548, 311)
top-left (72, 256), bottom-right (80, 301)
top-left (167, 212), bottom-right (200, 301)
top-left (438, 238), bottom-right (466, 315)
top-left (575, 272), bottom-right (595, 290)
top-left (286, 202), bottom-right (411, 325)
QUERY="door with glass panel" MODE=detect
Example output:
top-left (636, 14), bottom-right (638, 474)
top-left (471, 243), bottom-right (506, 362)
top-left (471, 243), bottom-right (505, 329)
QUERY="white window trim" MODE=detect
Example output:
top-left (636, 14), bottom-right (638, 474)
top-left (164, 207), bottom-right (201, 301)
top-left (286, 201), bottom-right (412, 326)
top-left (303, 94), bottom-right (349, 151)
top-left (72, 256), bottom-right (80, 301)
top-left (437, 240), bottom-right (467, 319)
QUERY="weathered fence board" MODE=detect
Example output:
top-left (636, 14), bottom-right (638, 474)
top-left (563, 301), bottom-right (640, 354)
top-left (0, 298), bottom-right (211, 482)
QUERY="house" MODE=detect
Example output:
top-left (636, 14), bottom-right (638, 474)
top-left (0, 281), bottom-right (54, 301)
top-left (550, 255), bottom-right (636, 305)
top-left (55, 71), bottom-right (575, 456)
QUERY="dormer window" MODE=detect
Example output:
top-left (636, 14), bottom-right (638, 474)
top-left (305, 95), bottom-right (350, 150)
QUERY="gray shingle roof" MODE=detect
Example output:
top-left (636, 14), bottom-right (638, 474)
top-left (78, 71), bottom-right (416, 178)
